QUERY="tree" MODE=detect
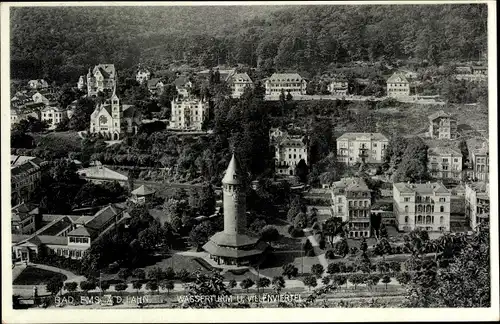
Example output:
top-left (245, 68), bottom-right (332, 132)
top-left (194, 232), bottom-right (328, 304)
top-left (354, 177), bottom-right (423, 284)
top-left (256, 277), bottom-right (271, 292)
top-left (332, 274), bottom-right (348, 289)
top-left (282, 263), bottom-right (299, 279)
top-left (349, 273), bottom-right (364, 290)
top-left (260, 225), bottom-right (280, 245)
top-left (458, 138), bottom-right (469, 167)
top-left (147, 266), bottom-right (165, 282)
top-left (160, 280), bottom-right (174, 294)
top-left (272, 276), bottom-right (286, 294)
top-left (100, 281), bottom-right (111, 293)
top-left (188, 222), bottom-right (215, 251)
top-left (395, 272), bottom-right (412, 286)
top-left (327, 262), bottom-right (341, 275)
top-left (311, 264), bottom-right (325, 278)
top-left (182, 271), bottom-right (231, 308)
top-left (240, 278), bottom-right (255, 293)
top-left (146, 281), bottom-right (159, 294)
top-left (165, 267), bottom-right (176, 280)
top-left (117, 268), bottom-right (131, 281)
top-left (333, 238), bottom-right (349, 258)
top-left (177, 269), bottom-right (191, 282)
top-left (227, 279), bottom-right (237, 290)
top-left (294, 212), bottom-right (309, 229)
top-left (115, 283), bottom-right (128, 294)
top-left (286, 90), bottom-right (293, 101)
top-left (295, 159), bottom-right (308, 183)
top-left (323, 217), bottom-right (347, 247)
top-left (360, 237), bottom-right (368, 254)
top-left (405, 224), bottom-right (490, 307)
top-left (373, 237), bottom-right (392, 259)
top-left (132, 269), bottom-right (146, 281)
top-left (368, 274), bottom-right (381, 290)
top-left (381, 275), bottom-right (391, 289)
top-left (64, 282), bottom-right (78, 294)
top-left (127, 277), bottom-right (140, 291)
top-left (322, 276), bottom-right (331, 285)
top-left (79, 280), bottom-right (97, 293)
top-left (303, 275), bottom-right (318, 291)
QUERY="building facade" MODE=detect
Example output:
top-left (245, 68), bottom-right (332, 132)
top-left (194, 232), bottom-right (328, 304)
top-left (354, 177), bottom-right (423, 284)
top-left (11, 203), bottom-right (40, 235)
top-left (330, 177), bottom-right (372, 238)
top-left (147, 78), bottom-right (164, 96)
top-left (174, 76), bottom-right (193, 97)
top-left (427, 147), bottom-right (463, 180)
top-left (230, 73), bottom-right (254, 98)
top-left (327, 76), bottom-right (349, 95)
top-left (265, 73), bottom-right (307, 96)
top-left (465, 182), bottom-right (489, 230)
top-left (336, 133), bottom-right (389, 165)
top-left (470, 141), bottom-right (489, 182)
top-left (202, 154), bottom-right (268, 266)
top-left (169, 97), bottom-right (209, 130)
top-left (41, 106), bottom-right (71, 129)
top-left (87, 64), bottom-right (117, 97)
top-left (393, 182), bottom-right (451, 233)
top-left (12, 204), bottom-right (129, 262)
top-left (136, 69), bottom-right (151, 84)
top-left (11, 156), bottom-right (44, 206)
top-left (77, 75), bottom-right (87, 91)
top-left (89, 91), bottom-right (141, 140)
top-left (270, 128), bottom-right (308, 176)
top-left (387, 72), bottom-right (410, 98)
top-left (428, 110), bottom-right (457, 139)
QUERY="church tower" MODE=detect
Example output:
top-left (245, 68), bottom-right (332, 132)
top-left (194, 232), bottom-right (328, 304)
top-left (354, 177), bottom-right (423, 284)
top-left (111, 88), bottom-right (120, 120)
top-left (222, 153), bottom-right (247, 235)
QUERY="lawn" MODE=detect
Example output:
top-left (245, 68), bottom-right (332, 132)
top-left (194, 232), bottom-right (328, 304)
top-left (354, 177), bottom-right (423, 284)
top-left (13, 266), bottom-right (67, 285)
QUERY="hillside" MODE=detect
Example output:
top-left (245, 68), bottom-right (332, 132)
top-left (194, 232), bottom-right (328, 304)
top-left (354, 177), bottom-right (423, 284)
top-left (10, 4), bottom-right (487, 83)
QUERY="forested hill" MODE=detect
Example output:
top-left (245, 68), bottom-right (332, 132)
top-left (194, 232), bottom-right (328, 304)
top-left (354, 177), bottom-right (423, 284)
top-left (11, 4), bottom-right (487, 82)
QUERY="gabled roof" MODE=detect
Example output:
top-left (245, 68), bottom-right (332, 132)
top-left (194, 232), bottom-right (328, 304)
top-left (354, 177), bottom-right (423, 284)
top-left (267, 73), bottom-right (304, 82)
top-left (387, 72), bottom-right (409, 84)
top-left (428, 110), bottom-right (452, 121)
top-left (231, 73), bottom-right (253, 84)
top-left (337, 132), bottom-right (388, 142)
top-left (332, 177), bottom-right (370, 193)
top-left (85, 204), bottom-right (121, 232)
top-left (67, 226), bottom-right (93, 237)
top-left (428, 147), bottom-right (462, 156)
top-left (394, 182), bottom-right (450, 195)
top-left (93, 64), bottom-right (116, 79)
top-left (131, 185), bottom-right (156, 196)
top-left (174, 76), bottom-right (191, 88)
top-left (11, 160), bottom-right (40, 177)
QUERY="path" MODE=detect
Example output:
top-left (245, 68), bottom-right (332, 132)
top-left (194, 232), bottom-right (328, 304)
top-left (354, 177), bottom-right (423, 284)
top-left (12, 263), bottom-right (27, 281)
top-left (304, 231), bottom-right (329, 278)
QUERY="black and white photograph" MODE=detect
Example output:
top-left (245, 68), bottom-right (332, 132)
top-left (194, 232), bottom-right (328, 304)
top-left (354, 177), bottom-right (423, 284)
top-left (1, 1), bottom-right (498, 322)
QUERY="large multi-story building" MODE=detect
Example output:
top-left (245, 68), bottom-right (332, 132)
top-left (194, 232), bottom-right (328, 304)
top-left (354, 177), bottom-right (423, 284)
top-left (11, 202), bottom-right (40, 235)
top-left (136, 68), bottom-right (151, 84)
top-left (336, 132), bottom-right (389, 165)
top-left (428, 110), bottom-right (457, 139)
top-left (469, 140), bottom-right (489, 182)
top-left (230, 73), bottom-right (254, 98)
top-left (87, 64), bottom-right (117, 97)
top-left (89, 91), bottom-right (141, 140)
top-left (170, 97), bottom-right (209, 130)
top-left (264, 73), bottom-right (307, 96)
top-left (12, 204), bottom-right (130, 262)
top-left (386, 72), bottom-right (410, 98)
top-left (393, 182), bottom-right (451, 233)
top-left (427, 147), bottom-right (463, 180)
top-left (270, 128), bottom-right (308, 176)
top-left (327, 75), bottom-right (349, 95)
top-left (41, 106), bottom-right (72, 129)
top-left (465, 182), bottom-right (490, 230)
top-left (11, 156), bottom-right (45, 206)
top-left (330, 177), bottom-right (372, 238)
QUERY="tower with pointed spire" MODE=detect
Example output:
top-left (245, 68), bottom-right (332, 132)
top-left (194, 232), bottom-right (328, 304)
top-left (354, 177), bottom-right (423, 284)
top-left (202, 153), bottom-right (268, 267)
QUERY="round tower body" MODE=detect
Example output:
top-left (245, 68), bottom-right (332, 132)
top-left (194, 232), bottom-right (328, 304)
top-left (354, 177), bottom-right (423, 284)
top-left (222, 182), bottom-right (246, 235)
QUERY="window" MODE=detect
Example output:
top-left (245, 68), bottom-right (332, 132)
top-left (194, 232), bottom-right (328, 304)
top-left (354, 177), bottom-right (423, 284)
top-left (338, 197), bottom-right (341, 204)
top-left (405, 216), bottom-right (409, 223)
top-left (440, 216), bottom-right (444, 224)
top-left (439, 198), bottom-right (446, 202)
top-left (404, 205), bottom-right (409, 212)
top-left (440, 206), bottom-right (444, 212)
top-left (338, 206), bottom-right (342, 213)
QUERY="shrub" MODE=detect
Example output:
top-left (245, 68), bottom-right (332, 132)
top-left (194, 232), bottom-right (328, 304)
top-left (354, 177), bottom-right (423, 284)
top-left (106, 262), bottom-right (120, 274)
top-left (290, 228), bottom-right (304, 238)
top-left (327, 262), bottom-right (340, 275)
top-left (176, 269), bottom-right (191, 282)
top-left (311, 264), bottom-right (324, 278)
top-left (325, 249), bottom-right (335, 260)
